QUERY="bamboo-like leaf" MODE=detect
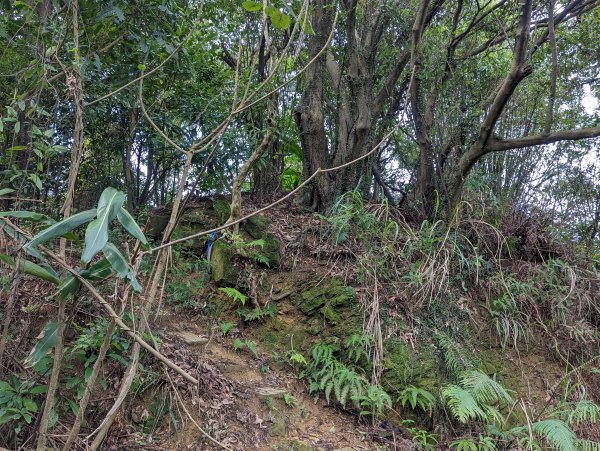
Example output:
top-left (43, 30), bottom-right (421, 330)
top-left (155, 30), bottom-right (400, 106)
top-left (80, 258), bottom-right (112, 281)
top-left (24, 321), bottom-right (58, 368)
top-left (1, 221), bottom-right (46, 261)
top-left (103, 242), bottom-right (142, 292)
top-left (0, 254), bottom-right (60, 284)
top-left (57, 276), bottom-right (80, 300)
top-left (102, 242), bottom-right (129, 277)
top-left (0, 188), bottom-right (15, 196)
top-left (0, 210), bottom-right (55, 223)
top-left (117, 207), bottom-right (147, 244)
top-left (81, 188), bottom-right (125, 263)
top-left (27, 209), bottom-right (96, 249)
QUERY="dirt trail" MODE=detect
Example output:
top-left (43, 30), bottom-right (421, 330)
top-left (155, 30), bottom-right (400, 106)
top-left (152, 317), bottom-right (402, 451)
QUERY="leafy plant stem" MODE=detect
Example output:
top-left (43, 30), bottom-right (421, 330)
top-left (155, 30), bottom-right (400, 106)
top-left (35, 297), bottom-right (66, 451)
top-left (0, 254), bottom-right (21, 372)
top-left (62, 317), bottom-right (117, 451)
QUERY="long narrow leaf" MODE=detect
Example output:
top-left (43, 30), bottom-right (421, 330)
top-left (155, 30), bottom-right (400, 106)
top-left (24, 321), bottom-right (58, 368)
top-left (27, 209), bottom-right (96, 249)
top-left (103, 242), bottom-right (142, 292)
top-left (102, 242), bottom-right (130, 277)
top-left (117, 207), bottom-right (147, 244)
top-left (81, 188), bottom-right (125, 263)
top-left (0, 254), bottom-right (60, 284)
top-left (80, 258), bottom-right (112, 281)
top-left (57, 276), bottom-right (80, 300)
top-left (0, 211), bottom-right (55, 224)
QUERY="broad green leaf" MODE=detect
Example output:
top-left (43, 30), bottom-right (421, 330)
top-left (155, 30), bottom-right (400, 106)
top-left (102, 243), bottom-right (142, 292)
top-left (117, 207), bottom-right (147, 244)
top-left (266, 7), bottom-right (291, 29)
top-left (29, 386), bottom-right (48, 394)
top-left (0, 210), bottom-right (55, 223)
top-left (27, 209), bottom-right (96, 249)
top-left (0, 255), bottom-right (60, 284)
top-left (0, 188), bottom-right (14, 196)
top-left (56, 276), bottom-right (80, 300)
top-left (102, 242), bottom-right (129, 277)
top-left (29, 173), bottom-right (42, 190)
top-left (24, 321), bottom-right (58, 368)
top-left (23, 399), bottom-right (37, 413)
top-left (80, 258), bottom-right (112, 281)
top-left (242, 1), bottom-right (262, 12)
top-left (81, 188), bottom-right (125, 263)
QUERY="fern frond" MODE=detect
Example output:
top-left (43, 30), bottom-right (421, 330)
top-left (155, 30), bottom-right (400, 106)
top-left (567, 399), bottom-right (600, 426)
top-left (460, 370), bottom-right (513, 405)
top-left (442, 385), bottom-right (488, 423)
top-left (480, 403), bottom-right (505, 426)
top-left (578, 439), bottom-right (600, 451)
top-left (531, 419), bottom-right (577, 451)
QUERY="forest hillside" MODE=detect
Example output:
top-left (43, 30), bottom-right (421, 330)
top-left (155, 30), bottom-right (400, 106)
top-left (0, 1), bottom-right (599, 450)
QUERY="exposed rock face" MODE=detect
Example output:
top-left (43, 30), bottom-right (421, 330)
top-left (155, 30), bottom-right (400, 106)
top-left (146, 197), bottom-right (281, 287)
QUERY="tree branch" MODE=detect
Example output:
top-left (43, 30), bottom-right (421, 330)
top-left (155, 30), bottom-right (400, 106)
top-left (487, 126), bottom-right (600, 152)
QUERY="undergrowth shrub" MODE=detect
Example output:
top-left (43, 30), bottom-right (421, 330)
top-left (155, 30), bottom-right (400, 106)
top-left (306, 342), bottom-right (391, 420)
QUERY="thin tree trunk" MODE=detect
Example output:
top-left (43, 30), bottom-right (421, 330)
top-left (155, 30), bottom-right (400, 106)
top-left (37, 1), bottom-right (84, 447)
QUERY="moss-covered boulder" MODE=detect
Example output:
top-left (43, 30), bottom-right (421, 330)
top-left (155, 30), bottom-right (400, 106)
top-left (212, 198), bottom-right (231, 224)
top-left (292, 279), bottom-right (361, 338)
top-left (210, 240), bottom-right (239, 287)
top-left (243, 215), bottom-right (270, 239)
top-left (146, 212), bottom-right (170, 239)
top-left (241, 215), bottom-right (281, 268)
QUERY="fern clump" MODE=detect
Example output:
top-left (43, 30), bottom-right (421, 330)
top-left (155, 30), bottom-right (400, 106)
top-left (306, 343), bottom-right (391, 418)
top-left (442, 370), bottom-right (512, 425)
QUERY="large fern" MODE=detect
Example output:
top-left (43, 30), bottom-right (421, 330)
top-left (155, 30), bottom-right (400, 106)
top-left (442, 385), bottom-right (488, 424)
top-left (565, 399), bottom-right (600, 426)
top-left (442, 370), bottom-right (512, 425)
top-left (512, 419), bottom-right (578, 451)
top-left (307, 342), bottom-right (390, 417)
top-left (460, 370), bottom-right (513, 406)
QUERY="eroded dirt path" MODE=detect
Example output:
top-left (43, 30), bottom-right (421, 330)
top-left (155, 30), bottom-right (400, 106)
top-left (152, 316), bottom-right (401, 450)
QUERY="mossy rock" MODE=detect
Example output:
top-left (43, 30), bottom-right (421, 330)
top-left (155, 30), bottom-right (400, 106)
top-left (243, 215), bottom-right (270, 239)
top-left (212, 198), bottom-right (231, 224)
top-left (293, 279), bottom-right (354, 320)
top-left (292, 279), bottom-right (361, 340)
top-left (146, 213), bottom-right (170, 238)
top-left (260, 233), bottom-right (281, 267)
top-left (210, 240), bottom-right (239, 287)
top-left (240, 215), bottom-right (281, 268)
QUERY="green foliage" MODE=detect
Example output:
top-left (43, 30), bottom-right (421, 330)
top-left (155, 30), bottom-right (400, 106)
top-left (344, 333), bottom-right (371, 364)
top-left (23, 321), bottom-right (58, 369)
top-left (355, 384), bottom-right (393, 418)
top-left (1, 187), bottom-right (147, 296)
top-left (435, 330), bottom-right (477, 376)
top-left (0, 376), bottom-right (47, 436)
top-left (218, 321), bottom-right (236, 336)
top-left (397, 385), bottom-right (436, 412)
top-left (0, 254), bottom-right (60, 284)
top-left (237, 304), bottom-right (277, 322)
top-left (283, 392), bottom-right (297, 408)
top-left (442, 370), bottom-right (512, 425)
top-left (219, 287), bottom-right (248, 305)
top-left (450, 435), bottom-right (497, 451)
top-left (233, 338), bottom-right (259, 358)
top-left (306, 342), bottom-right (391, 418)
top-left (323, 189), bottom-right (376, 244)
top-left (287, 351), bottom-right (307, 367)
top-left (511, 419), bottom-right (578, 451)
